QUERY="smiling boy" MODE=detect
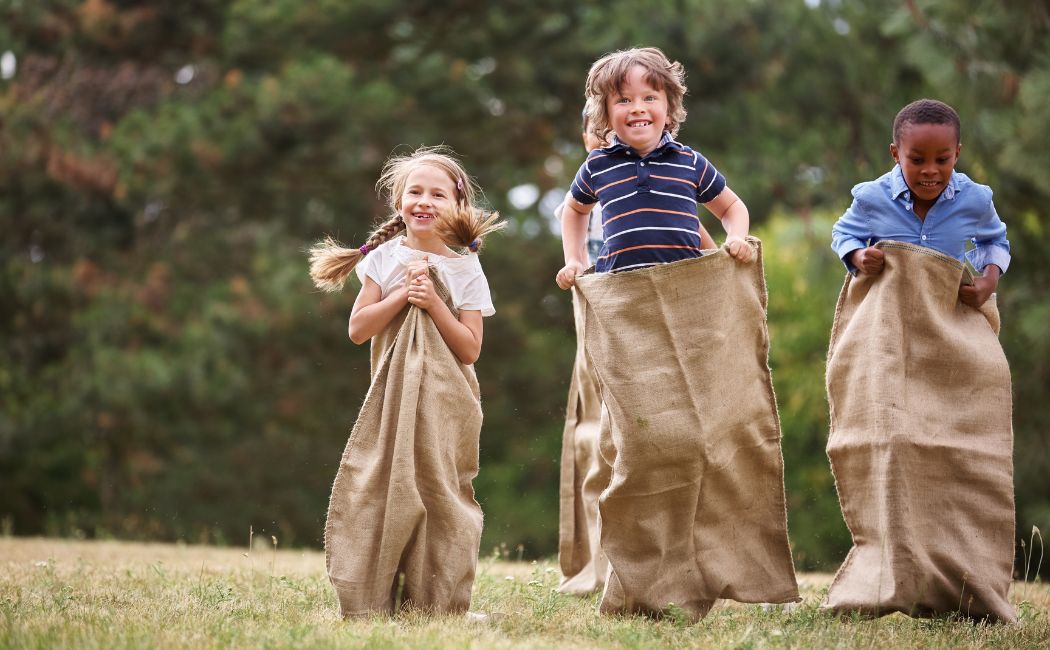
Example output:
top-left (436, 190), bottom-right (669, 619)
top-left (823, 99), bottom-right (1016, 622)
top-left (556, 47), bottom-right (752, 288)
top-left (551, 47), bottom-right (801, 621)
top-left (831, 99), bottom-right (1010, 306)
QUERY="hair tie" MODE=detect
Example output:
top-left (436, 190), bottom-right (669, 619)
top-left (457, 178), bottom-right (465, 191)
top-left (359, 244), bottom-right (370, 255)
top-left (468, 239), bottom-right (480, 252)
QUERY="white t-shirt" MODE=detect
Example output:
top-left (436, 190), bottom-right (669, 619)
top-left (355, 236), bottom-right (495, 317)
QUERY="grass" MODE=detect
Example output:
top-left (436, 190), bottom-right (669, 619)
top-left (1, 537), bottom-right (1047, 649)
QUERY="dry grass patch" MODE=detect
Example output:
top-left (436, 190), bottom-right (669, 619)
top-left (1, 537), bottom-right (1047, 649)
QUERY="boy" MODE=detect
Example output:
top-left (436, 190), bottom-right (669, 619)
top-left (554, 47), bottom-right (799, 620)
top-left (555, 103), bottom-right (719, 598)
top-left (824, 98), bottom-right (1015, 622)
top-left (556, 47), bottom-right (751, 289)
top-left (831, 98), bottom-right (1010, 304)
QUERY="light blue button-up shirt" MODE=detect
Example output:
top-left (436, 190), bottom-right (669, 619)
top-left (831, 165), bottom-right (1010, 274)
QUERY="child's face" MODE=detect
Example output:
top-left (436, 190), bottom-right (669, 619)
top-left (399, 164), bottom-right (457, 240)
top-left (890, 122), bottom-right (961, 207)
top-left (605, 65), bottom-right (668, 157)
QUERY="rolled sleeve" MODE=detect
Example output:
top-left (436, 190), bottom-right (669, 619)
top-left (966, 244), bottom-right (1011, 275)
top-left (965, 196), bottom-right (1011, 274)
top-left (830, 198), bottom-right (871, 273)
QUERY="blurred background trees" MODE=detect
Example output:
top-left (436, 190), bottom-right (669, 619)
top-left (2, 0), bottom-right (1047, 574)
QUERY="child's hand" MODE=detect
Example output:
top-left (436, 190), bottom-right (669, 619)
top-left (403, 258), bottom-right (430, 290)
top-left (959, 274), bottom-right (998, 308)
top-left (850, 247), bottom-right (885, 275)
top-left (725, 235), bottom-right (754, 263)
top-left (407, 263), bottom-right (440, 312)
top-left (556, 261), bottom-right (585, 290)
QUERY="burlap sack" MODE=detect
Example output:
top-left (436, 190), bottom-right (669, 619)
top-left (575, 239), bottom-right (799, 620)
top-left (325, 274), bottom-right (484, 617)
top-left (824, 241), bottom-right (1015, 622)
top-left (557, 288), bottom-right (611, 595)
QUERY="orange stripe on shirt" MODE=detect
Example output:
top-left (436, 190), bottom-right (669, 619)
top-left (578, 175), bottom-right (595, 195)
top-left (651, 174), bottom-right (697, 188)
top-left (603, 207), bottom-right (700, 226)
top-left (596, 175), bottom-right (638, 193)
top-left (599, 244), bottom-right (702, 260)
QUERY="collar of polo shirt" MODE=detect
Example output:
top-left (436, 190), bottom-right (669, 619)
top-left (604, 132), bottom-right (683, 157)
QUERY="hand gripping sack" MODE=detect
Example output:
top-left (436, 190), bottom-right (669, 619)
top-left (325, 273), bottom-right (484, 617)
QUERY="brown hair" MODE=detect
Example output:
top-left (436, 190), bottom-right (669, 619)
top-left (308, 146), bottom-right (503, 292)
top-left (584, 47), bottom-right (688, 142)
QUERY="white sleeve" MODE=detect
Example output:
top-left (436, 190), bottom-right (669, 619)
top-left (355, 244), bottom-right (387, 288)
top-left (456, 266), bottom-right (495, 317)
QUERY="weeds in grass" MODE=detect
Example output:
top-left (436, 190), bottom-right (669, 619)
top-left (270, 535), bottom-right (278, 583)
top-left (1022, 525), bottom-right (1044, 599)
top-left (394, 571), bottom-right (406, 612)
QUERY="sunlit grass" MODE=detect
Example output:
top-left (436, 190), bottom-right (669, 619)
top-left (1, 537), bottom-right (1047, 648)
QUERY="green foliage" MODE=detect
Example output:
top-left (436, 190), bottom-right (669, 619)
top-left (1, 0), bottom-right (1047, 577)
top-left (759, 215), bottom-right (852, 571)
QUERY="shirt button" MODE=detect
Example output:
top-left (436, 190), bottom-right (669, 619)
top-left (640, 162), bottom-right (646, 166)
top-left (921, 235), bottom-right (927, 241)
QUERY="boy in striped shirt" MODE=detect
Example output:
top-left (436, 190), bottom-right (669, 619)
top-left (556, 47), bottom-right (752, 289)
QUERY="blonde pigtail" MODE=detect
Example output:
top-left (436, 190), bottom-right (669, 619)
top-left (435, 205), bottom-right (506, 254)
top-left (308, 215), bottom-right (406, 292)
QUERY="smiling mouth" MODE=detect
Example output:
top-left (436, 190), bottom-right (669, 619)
top-left (627, 120), bottom-right (652, 128)
top-left (917, 180), bottom-right (941, 189)
top-left (412, 212), bottom-right (435, 220)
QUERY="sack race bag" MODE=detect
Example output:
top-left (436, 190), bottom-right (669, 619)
top-left (824, 241), bottom-right (1015, 622)
top-left (574, 239), bottom-right (799, 620)
top-left (325, 274), bottom-right (484, 617)
top-left (557, 288), bottom-right (611, 595)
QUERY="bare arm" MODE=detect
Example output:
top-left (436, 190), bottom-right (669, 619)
top-left (704, 186), bottom-right (753, 262)
top-left (556, 196), bottom-right (594, 289)
top-left (698, 222), bottom-right (717, 250)
top-left (427, 302), bottom-right (484, 365)
top-left (348, 276), bottom-right (410, 344)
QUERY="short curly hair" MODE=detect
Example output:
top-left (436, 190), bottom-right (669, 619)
top-left (584, 47), bottom-right (688, 142)
top-left (893, 99), bottom-right (961, 145)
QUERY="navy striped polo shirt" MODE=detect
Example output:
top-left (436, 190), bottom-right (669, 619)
top-left (570, 133), bottom-right (726, 273)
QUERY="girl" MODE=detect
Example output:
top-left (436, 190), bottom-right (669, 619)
top-left (309, 146), bottom-right (503, 618)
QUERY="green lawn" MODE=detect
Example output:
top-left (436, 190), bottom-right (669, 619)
top-left (1, 537), bottom-right (1046, 648)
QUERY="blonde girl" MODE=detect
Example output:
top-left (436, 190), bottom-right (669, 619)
top-left (310, 146), bottom-right (502, 618)
top-left (310, 146), bottom-right (503, 363)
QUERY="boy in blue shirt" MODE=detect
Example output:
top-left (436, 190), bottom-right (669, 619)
top-left (824, 98), bottom-right (1016, 621)
top-left (831, 98), bottom-right (1010, 306)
